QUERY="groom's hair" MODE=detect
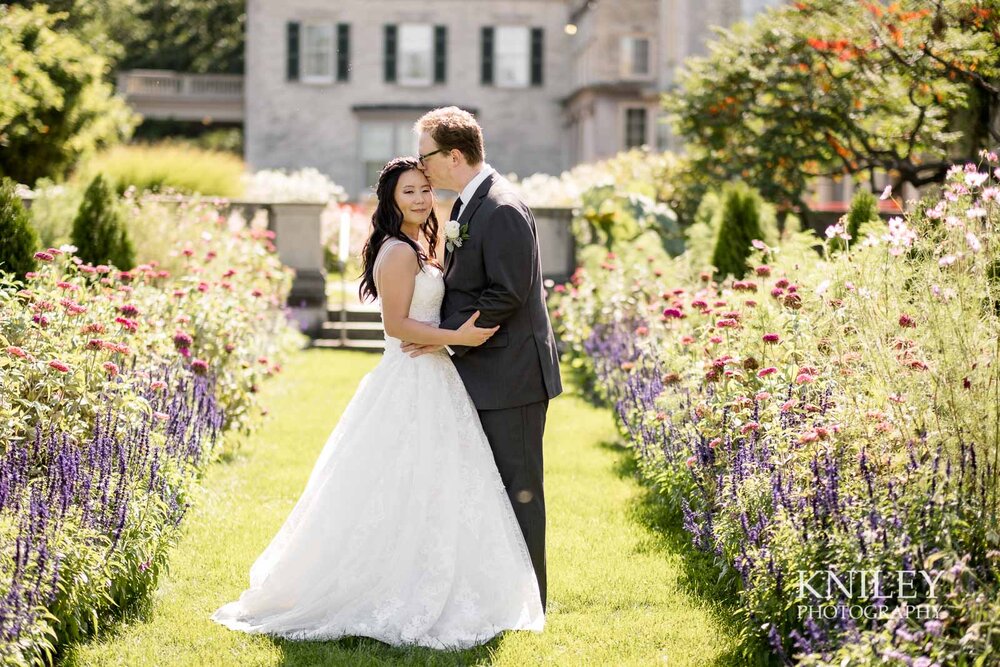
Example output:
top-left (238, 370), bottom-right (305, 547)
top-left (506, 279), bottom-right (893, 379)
top-left (414, 107), bottom-right (485, 166)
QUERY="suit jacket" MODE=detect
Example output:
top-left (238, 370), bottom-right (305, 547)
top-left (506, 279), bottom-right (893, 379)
top-left (439, 171), bottom-right (563, 410)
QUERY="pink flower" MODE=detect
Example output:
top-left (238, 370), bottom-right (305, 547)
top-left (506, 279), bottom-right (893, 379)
top-left (755, 391), bottom-right (771, 401)
top-left (173, 331), bottom-right (194, 349)
top-left (178, 347), bottom-right (191, 359)
top-left (86, 339), bottom-right (105, 351)
top-left (685, 455), bottom-right (697, 469)
top-left (224, 342), bottom-right (236, 353)
top-left (251, 288), bottom-right (264, 298)
top-left (153, 412), bottom-right (169, 421)
top-left (191, 359), bottom-right (209, 375)
top-left (795, 372), bottom-right (817, 384)
top-left (679, 335), bottom-right (695, 345)
top-left (48, 360), bottom-right (70, 373)
top-left (709, 336), bottom-right (723, 344)
top-left (635, 326), bottom-right (649, 336)
top-left (708, 438), bottom-right (722, 449)
top-left (662, 308), bottom-right (684, 319)
top-left (691, 299), bottom-right (708, 309)
top-left (757, 367), bottom-right (778, 378)
top-left (775, 278), bottom-right (789, 289)
top-left (115, 317), bottom-right (138, 332)
top-left (33, 251), bottom-right (54, 262)
top-left (6, 346), bottom-right (28, 358)
top-left (150, 380), bottom-right (168, 391)
top-left (103, 361), bottom-right (119, 377)
top-left (716, 318), bottom-right (739, 329)
top-left (24, 271), bottom-right (38, 279)
top-left (119, 304), bottom-right (140, 316)
top-left (741, 422), bottom-right (760, 435)
top-left (762, 333), bottom-right (780, 344)
top-left (755, 265), bottom-right (771, 277)
top-left (56, 281), bottom-right (77, 291)
top-left (898, 313), bottom-right (916, 328)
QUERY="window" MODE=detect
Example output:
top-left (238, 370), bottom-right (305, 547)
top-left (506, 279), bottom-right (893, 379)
top-left (361, 121), bottom-right (419, 189)
top-left (302, 23), bottom-right (334, 83)
top-left (495, 26), bottom-right (530, 87)
top-left (624, 108), bottom-right (648, 149)
top-left (287, 21), bottom-right (350, 83)
top-left (482, 26), bottom-right (543, 87)
top-left (385, 24), bottom-right (447, 85)
top-left (399, 24), bottom-right (433, 86)
top-left (621, 36), bottom-right (651, 78)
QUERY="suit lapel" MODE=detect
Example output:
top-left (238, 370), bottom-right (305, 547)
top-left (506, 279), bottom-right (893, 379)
top-left (444, 171), bottom-right (498, 277)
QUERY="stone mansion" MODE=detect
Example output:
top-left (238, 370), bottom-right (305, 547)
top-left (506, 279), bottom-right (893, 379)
top-left (244, 0), bottom-right (783, 196)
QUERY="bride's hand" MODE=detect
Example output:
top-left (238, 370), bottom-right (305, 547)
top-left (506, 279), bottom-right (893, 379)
top-left (456, 310), bottom-right (499, 347)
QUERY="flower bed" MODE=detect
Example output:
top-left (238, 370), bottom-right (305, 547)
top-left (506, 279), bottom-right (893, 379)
top-left (551, 159), bottom-right (1000, 665)
top-left (0, 195), bottom-right (305, 664)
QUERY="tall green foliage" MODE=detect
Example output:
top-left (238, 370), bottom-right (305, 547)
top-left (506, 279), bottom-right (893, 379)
top-left (71, 175), bottom-right (134, 269)
top-left (845, 188), bottom-right (879, 241)
top-left (0, 178), bottom-right (40, 280)
top-left (0, 5), bottom-right (138, 185)
top-left (711, 182), bottom-right (764, 280)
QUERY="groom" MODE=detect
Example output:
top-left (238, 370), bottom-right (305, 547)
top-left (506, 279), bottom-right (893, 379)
top-left (402, 106), bottom-right (562, 609)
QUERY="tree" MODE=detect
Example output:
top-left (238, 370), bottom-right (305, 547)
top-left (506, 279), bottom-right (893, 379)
top-left (0, 5), bottom-right (138, 185)
top-left (9, 0), bottom-right (245, 74)
top-left (71, 174), bottom-right (134, 269)
top-left (0, 178), bottom-right (40, 280)
top-left (664, 0), bottom-right (1000, 225)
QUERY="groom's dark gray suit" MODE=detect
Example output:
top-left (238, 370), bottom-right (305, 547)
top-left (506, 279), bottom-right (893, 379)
top-left (439, 170), bottom-right (562, 609)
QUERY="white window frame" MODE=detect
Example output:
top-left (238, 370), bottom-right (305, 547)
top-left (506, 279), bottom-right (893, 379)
top-left (398, 24), bottom-right (434, 87)
top-left (620, 35), bottom-right (652, 80)
top-left (301, 22), bottom-right (335, 84)
top-left (495, 26), bottom-right (530, 88)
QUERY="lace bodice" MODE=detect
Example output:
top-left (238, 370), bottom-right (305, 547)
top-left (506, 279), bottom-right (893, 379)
top-left (373, 239), bottom-right (445, 354)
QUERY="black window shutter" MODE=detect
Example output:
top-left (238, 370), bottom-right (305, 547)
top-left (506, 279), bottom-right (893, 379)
top-left (481, 26), bottom-right (494, 85)
top-left (286, 22), bottom-right (300, 81)
top-left (434, 25), bottom-right (447, 84)
top-left (530, 27), bottom-right (544, 86)
top-left (337, 23), bottom-right (350, 82)
top-left (384, 25), bottom-right (397, 83)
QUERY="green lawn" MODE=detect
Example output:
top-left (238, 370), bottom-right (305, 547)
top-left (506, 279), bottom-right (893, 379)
top-left (62, 350), bottom-right (744, 666)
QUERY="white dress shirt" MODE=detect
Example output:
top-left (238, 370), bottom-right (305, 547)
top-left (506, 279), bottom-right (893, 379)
top-left (454, 163), bottom-right (494, 218)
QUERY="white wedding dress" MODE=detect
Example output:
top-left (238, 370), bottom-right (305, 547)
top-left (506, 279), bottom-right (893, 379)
top-left (211, 239), bottom-right (544, 649)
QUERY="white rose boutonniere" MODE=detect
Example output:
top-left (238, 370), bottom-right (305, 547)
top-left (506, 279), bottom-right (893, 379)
top-left (444, 219), bottom-right (470, 252)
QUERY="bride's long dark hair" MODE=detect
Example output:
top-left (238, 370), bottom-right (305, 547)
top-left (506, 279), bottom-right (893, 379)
top-left (358, 157), bottom-right (440, 302)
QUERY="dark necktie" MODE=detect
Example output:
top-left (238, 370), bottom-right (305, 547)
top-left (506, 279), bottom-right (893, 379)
top-left (449, 197), bottom-right (463, 222)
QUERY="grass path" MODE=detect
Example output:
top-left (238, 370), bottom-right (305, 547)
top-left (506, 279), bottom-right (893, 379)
top-left (62, 350), bottom-right (742, 666)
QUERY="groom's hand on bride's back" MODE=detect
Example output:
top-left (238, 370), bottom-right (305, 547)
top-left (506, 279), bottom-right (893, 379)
top-left (401, 342), bottom-right (443, 357)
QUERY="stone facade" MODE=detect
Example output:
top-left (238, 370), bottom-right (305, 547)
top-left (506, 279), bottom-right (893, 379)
top-left (245, 0), bottom-right (783, 196)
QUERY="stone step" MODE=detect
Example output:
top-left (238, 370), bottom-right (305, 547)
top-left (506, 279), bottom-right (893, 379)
top-left (326, 304), bottom-right (382, 323)
top-left (311, 338), bottom-right (385, 351)
top-left (319, 321), bottom-right (385, 340)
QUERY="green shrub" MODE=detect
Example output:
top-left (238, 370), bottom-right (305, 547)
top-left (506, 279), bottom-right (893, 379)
top-left (845, 188), bottom-right (879, 241)
top-left (710, 181), bottom-right (765, 279)
top-left (0, 178), bottom-right (40, 279)
top-left (71, 174), bottom-right (135, 269)
top-left (77, 143), bottom-right (245, 197)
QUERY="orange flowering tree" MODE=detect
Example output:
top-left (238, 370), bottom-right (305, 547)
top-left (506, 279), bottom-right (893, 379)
top-left (664, 0), bottom-right (1000, 221)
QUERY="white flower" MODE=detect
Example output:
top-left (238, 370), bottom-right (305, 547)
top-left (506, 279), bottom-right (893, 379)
top-left (444, 220), bottom-right (461, 240)
top-left (966, 206), bottom-right (987, 219)
top-left (966, 231), bottom-right (982, 253)
top-left (59, 244), bottom-right (78, 254)
top-left (965, 172), bottom-right (988, 188)
top-left (880, 185), bottom-right (892, 200)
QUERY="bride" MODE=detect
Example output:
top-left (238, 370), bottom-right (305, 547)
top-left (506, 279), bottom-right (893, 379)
top-left (211, 156), bottom-right (545, 648)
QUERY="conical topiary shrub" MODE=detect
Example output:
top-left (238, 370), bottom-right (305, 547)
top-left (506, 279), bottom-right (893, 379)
top-left (845, 188), bottom-right (879, 243)
top-left (711, 181), bottom-right (765, 280)
top-left (0, 177), bottom-right (41, 280)
top-left (71, 174), bottom-right (134, 269)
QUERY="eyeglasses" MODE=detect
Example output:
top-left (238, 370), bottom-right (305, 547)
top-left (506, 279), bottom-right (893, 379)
top-left (417, 148), bottom-right (444, 166)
